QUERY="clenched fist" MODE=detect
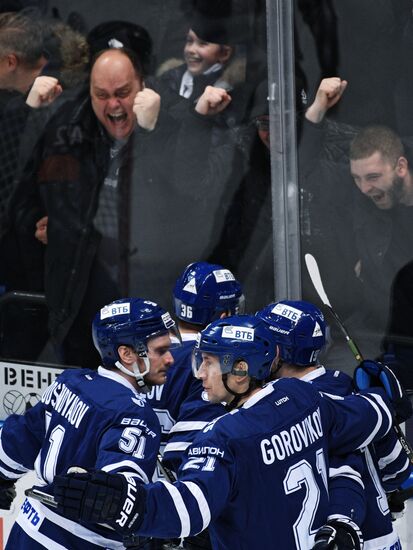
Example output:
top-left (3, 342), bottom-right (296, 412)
top-left (133, 88), bottom-right (161, 131)
top-left (305, 77), bottom-right (348, 124)
top-left (26, 76), bottom-right (63, 108)
top-left (195, 86), bottom-right (232, 116)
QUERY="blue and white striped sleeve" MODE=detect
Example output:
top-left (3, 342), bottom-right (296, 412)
top-left (374, 430), bottom-right (411, 492)
top-left (0, 404), bottom-right (46, 478)
top-left (321, 389), bottom-right (393, 454)
top-left (327, 453), bottom-right (366, 527)
top-left (138, 437), bottom-right (234, 539)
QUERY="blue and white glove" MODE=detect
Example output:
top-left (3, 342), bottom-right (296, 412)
top-left (312, 518), bottom-right (363, 550)
top-left (354, 360), bottom-right (412, 423)
top-left (54, 470), bottom-right (146, 534)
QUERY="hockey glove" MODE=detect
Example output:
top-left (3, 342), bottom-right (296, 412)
top-left (54, 470), bottom-right (146, 534)
top-left (312, 518), bottom-right (363, 550)
top-left (354, 359), bottom-right (412, 423)
top-left (387, 487), bottom-right (412, 520)
top-left (0, 477), bottom-right (16, 510)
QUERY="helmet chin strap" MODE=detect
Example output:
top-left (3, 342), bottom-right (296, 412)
top-left (222, 374), bottom-right (253, 411)
top-left (115, 356), bottom-right (151, 393)
top-left (271, 357), bottom-right (284, 379)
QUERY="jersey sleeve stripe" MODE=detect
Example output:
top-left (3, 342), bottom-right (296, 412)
top-left (164, 441), bottom-right (191, 453)
top-left (101, 460), bottom-right (149, 483)
top-left (169, 421), bottom-right (209, 434)
top-left (159, 480), bottom-right (191, 537)
top-left (356, 395), bottom-right (391, 448)
top-left (0, 433), bottom-right (30, 473)
top-left (367, 393), bottom-right (393, 432)
top-left (0, 464), bottom-right (23, 479)
top-left (181, 481), bottom-right (211, 531)
top-left (378, 441), bottom-right (402, 469)
top-left (329, 466), bottom-right (364, 487)
top-left (381, 457), bottom-right (410, 482)
top-left (22, 497), bottom-right (126, 548)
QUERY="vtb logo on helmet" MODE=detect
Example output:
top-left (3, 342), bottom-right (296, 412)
top-left (173, 261), bottom-right (244, 326)
top-left (256, 300), bottom-right (326, 366)
top-left (192, 314), bottom-right (277, 381)
top-left (92, 298), bottom-right (177, 368)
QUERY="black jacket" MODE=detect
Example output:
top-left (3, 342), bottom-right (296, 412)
top-left (12, 89), bottom-right (172, 346)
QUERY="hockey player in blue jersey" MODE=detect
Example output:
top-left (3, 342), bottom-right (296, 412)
top-left (53, 314), bottom-right (402, 550)
top-left (257, 299), bottom-right (410, 550)
top-left (0, 297), bottom-right (179, 549)
top-left (145, 261), bottom-right (244, 474)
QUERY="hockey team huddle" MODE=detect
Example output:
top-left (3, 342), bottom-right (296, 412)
top-left (0, 261), bottom-right (411, 550)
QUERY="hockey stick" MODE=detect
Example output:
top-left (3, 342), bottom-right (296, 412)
top-left (304, 253), bottom-right (413, 464)
top-left (304, 253), bottom-right (362, 362)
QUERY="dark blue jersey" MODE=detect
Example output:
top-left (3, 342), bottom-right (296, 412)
top-left (303, 367), bottom-right (409, 548)
top-left (145, 336), bottom-right (198, 441)
top-left (0, 367), bottom-right (161, 549)
top-left (135, 378), bottom-right (394, 549)
top-left (163, 384), bottom-right (227, 474)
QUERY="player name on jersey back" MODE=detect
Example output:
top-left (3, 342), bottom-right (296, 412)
top-left (260, 407), bottom-right (323, 463)
top-left (41, 381), bottom-right (90, 428)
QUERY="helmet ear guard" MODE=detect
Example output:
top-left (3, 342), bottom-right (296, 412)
top-left (232, 360), bottom-right (249, 377)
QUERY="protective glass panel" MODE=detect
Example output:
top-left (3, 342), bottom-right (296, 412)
top-left (0, 0), bottom-right (273, 366)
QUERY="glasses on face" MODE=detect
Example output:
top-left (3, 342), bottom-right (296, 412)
top-left (255, 117), bottom-right (269, 132)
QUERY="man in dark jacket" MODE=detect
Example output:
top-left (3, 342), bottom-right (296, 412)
top-left (12, 47), bottom-right (171, 367)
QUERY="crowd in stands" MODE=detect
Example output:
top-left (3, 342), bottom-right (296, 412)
top-left (0, 0), bottom-right (413, 392)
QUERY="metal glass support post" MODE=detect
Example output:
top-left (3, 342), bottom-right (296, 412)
top-left (266, 0), bottom-right (301, 299)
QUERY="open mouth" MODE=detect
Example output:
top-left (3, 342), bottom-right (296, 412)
top-left (185, 56), bottom-right (202, 64)
top-left (107, 112), bottom-right (127, 123)
top-left (369, 191), bottom-right (385, 203)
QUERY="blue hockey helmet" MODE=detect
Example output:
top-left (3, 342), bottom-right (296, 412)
top-left (192, 314), bottom-right (277, 381)
top-left (173, 261), bottom-right (244, 326)
top-left (92, 298), bottom-right (178, 369)
top-left (256, 300), bottom-right (326, 366)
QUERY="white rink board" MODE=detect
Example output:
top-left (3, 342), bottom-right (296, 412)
top-left (0, 360), bottom-right (63, 421)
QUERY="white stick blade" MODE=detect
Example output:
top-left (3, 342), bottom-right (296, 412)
top-left (304, 253), bottom-right (332, 307)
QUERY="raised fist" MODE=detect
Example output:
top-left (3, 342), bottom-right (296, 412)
top-left (133, 87), bottom-right (161, 131)
top-left (26, 76), bottom-right (63, 108)
top-left (195, 85), bottom-right (232, 116)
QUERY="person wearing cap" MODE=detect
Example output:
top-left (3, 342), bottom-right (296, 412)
top-left (157, 24), bottom-right (234, 105)
top-left (152, 0), bottom-right (252, 130)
